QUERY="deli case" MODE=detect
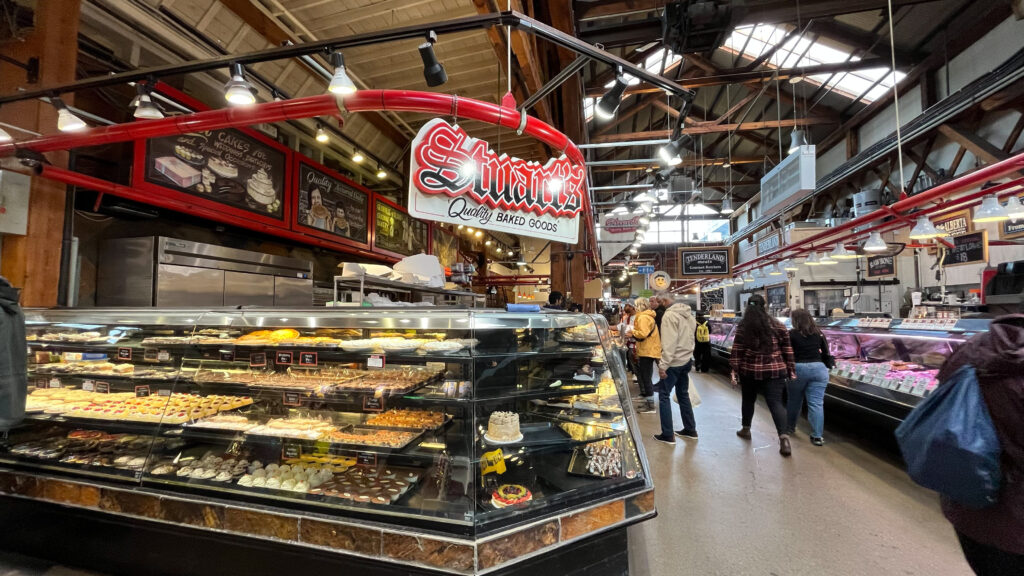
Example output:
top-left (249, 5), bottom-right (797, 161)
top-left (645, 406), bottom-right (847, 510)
top-left (707, 316), bottom-right (989, 421)
top-left (1, 308), bottom-right (654, 575)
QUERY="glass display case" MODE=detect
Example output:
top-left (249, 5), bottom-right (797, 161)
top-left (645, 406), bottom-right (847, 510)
top-left (6, 307), bottom-right (652, 554)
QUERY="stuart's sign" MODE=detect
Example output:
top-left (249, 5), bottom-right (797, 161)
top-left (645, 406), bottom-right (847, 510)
top-left (407, 119), bottom-right (585, 242)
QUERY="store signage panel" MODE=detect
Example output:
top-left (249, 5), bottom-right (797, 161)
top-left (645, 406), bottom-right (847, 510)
top-left (866, 254), bottom-right (896, 278)
top-left (678, 247), bottom-right (731, 277)
top-left (432, 226), bottom-right (458, 269)
top-left (144, 129), bottom-right (287, 219)
top-left (758, 146), bottom-right (816, 220)
top-left (375, 199), bottom-right (429, 257)
top-left (599, 212), bottom-right (642, 264)
top-left (756, 232), bottom-right (780, 255)
top-left (406, 119), bottom-right (584, 243)
top-left (1001, 215), bottom-right (1024, 240)
top-left (295, 161), bottom-right (369, 245)
top-left (944, 230), bottom-right (988, 267)
top-left (933, 210), bottom-right (971, 237)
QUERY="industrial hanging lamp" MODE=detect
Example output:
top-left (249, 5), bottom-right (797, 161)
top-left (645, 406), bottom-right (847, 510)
top-left (376, 163), bottom-right (387, 179)
top-left (863, 231), bottom-right (889, 252)
top-left (974, 194), bottom-right (1010, 223)
top-left (328, 52), bottom-right (357, 95)
top-left (51, 97), bottom-right (87, 132)
top-left (788, 129), bottom-right (807, 154)
top-left (223, 63), bottom-right (256, 105)
top-left (804, 252), bottom-right (821, 266)
top-left (830, 243), bottom-right (859, 260)
top-left (351, 150), bottom-right (365, 163)
top-left (782, 260), bottom-right (799, 271)
top-left (908, 215), bottom-right (947, 239)
top-left (315, 122), bottom-right (329, 143)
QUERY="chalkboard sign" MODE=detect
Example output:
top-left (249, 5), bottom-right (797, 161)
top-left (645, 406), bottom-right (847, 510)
top-left (866, 254), bottom-right (897, 278)
top-left (765, 283), bottom-right (788, 310)
top-left (1001, 215), bottom-right (1024, 240)
top-left (933, 210), bottom-right (971, 237)
top-left (678, 247), bottom-right (731, 277)
top-left (944, 230), bottom-right (988, 267)
top-left (296, 162), bottom-right (369, 245)
top-left (375, 199), bottom-right (428, 256)
top-left (145, 129), bottom-right (287, 219)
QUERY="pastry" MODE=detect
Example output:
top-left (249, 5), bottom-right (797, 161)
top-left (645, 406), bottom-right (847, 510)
top-left (246, 168), bottom-right (276, 205)
top-left (155, 156), bottom-right (201, 188)
top-left (207, 157), bottom-right (238, 179)
top-left (486, 411), bottom-right (521, 442)
top-left (492, 484), bottom-right (532, 508)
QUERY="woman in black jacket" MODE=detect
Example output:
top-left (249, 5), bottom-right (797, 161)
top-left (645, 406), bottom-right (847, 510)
top-left (786, 308), bottom-right (833, 446)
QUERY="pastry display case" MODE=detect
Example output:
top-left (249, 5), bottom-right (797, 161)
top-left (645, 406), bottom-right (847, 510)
top-left (2, 307), bottom-right (654, 574)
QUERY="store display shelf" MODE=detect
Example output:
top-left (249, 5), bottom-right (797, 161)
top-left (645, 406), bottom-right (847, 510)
top-left (24, 413), bottom-right (184, 436)
top-left (828, 375), bottom-right (924, 408)
top-left (474, 383), bottom-right (599, 402)
top-left (27, 371), bottom-right (187, 386)
top-left (189, 378), bottom-right (438, 402)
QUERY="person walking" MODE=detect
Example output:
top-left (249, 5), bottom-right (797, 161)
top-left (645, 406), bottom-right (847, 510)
top-left (630, 298), bottom-right (658, 414)
top-left (935, 315), bottom-right (1024, 575)
top-left (729, 294), bottom-right (796, 456)
top-left (786, 308), bottom-right (834, 446)
top-left (693, 311), bottom-right (712, 373)
top-left (653, 293), bottom-right (697, 444)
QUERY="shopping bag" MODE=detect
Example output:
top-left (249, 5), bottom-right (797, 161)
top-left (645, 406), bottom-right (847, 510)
top-left (895, 364), bottom-right (1002, 509)
top-left (671, 383), bottom-right (702, 408)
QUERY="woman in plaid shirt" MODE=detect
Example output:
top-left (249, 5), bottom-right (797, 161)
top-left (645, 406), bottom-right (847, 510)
top-left (729, 294), bottom-right (797, 456)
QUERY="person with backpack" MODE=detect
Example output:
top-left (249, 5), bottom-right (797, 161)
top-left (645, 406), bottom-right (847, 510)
top-left (693, 311), bottom-right (711, 373)
top-left (729, 294), bottom-right (796, 456)
top-left (786, 308), bottom-right (834, 446)
top-left (630, 297), bottom-right (659, 414)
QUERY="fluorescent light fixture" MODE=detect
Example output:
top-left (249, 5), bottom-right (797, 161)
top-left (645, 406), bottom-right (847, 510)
top-left (908, 215), bottom-right (947, 239)
top-left (595, 74), bottom-right (627, 119)
top-left (51, 97), bottom-right (86, 132)
top-left (863, 231), bottom-right (888, 252)
top-left (974, 194), bottom-right (1010, 223)
top-left (328, 52), bottom-right (357, 95)
top-left (223, 63), bottom-right (256, 105)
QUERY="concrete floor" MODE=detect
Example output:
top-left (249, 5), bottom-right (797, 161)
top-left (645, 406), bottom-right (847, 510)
top-left (626, 370), bottom-right (974, 576)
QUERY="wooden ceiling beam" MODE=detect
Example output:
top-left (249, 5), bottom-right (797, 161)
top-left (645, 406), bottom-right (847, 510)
top-left (591, 116), bottom-right (837, 143)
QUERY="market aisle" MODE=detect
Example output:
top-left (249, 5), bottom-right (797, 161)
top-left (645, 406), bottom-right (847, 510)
top-left (626, 370), bottom-right (973, 576)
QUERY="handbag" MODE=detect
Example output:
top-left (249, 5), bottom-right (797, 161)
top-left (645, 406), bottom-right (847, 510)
top-left (895, 364), bottom-right (1002, 509)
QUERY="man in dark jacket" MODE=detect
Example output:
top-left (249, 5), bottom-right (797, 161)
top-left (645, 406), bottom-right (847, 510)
top-left (0, 277), bottom-right (25, 431)
top-left (937, 315), bottom-right (1024, 574)
top-left (653, 292), bottom-right (670, 329)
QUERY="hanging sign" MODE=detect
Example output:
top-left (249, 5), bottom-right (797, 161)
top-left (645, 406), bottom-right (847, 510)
top-left (678, 247), bottom-right (731, 277)
top-left (375, 199), bottom-right (429, 256)
top-left (407, 119), bottom-right (585, 243)
top-left (866, 254), bottom-right (897, 278)
top-left (296, 161), bottom-right (369, 245)
top-left (758, 146), bottom-right (816, 221)
top-left (944, 230), bottom-right (988, 267)
top-left (650, 271), bottom-right (672, 290)
top-left (933, 210), bottom-right (971, 238)
top-left (1001, 209), bottom-right (1024, 240)
top-left (756, 232), bottom-right (781, 255)
top-left (599, 212), bottom-right (642, 264)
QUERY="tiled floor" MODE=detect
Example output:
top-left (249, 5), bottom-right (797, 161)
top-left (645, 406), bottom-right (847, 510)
top-left (627, 370), bottom-right (974, 576)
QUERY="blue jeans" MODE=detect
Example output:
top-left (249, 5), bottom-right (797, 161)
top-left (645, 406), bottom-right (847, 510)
top-left (656, 361), bottom-right (695, 437)
top-left (787, 362), bottom-right (829, 438)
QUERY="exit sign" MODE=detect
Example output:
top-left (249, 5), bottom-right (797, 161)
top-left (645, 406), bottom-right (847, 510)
top-left (637, 265), bottom-right (655, 274)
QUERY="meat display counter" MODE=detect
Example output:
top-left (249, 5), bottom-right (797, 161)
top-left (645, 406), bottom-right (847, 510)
top-left (0, 308), bottom-right (655, 575)
top-left (706, 317), bottom-right (989, 421)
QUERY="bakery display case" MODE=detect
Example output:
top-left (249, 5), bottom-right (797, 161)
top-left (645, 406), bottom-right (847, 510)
top-left (3, 307), bottom-right (654, 574)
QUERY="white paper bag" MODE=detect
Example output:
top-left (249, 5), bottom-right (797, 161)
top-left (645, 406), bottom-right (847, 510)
top-left (672, 382), bottom-right (702, 408)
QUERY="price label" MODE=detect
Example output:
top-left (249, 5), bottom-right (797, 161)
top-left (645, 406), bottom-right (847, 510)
top-left (157, 350), bottom-right (171, 362)
top-left (95, 382), bottom-right (110, 394)
top-left (135, 385), bottom-right (151, 398)
top-left (276, 351), bottom-right (294, 365)
top-left (250, 352), bottom-right (267, 368)
top-left (480, 448), bottom-right (507, 479)
top-left (144, 348), bottom-right (158, 362)
top-left (82, 380), bottom-right (95, 392)
top-left (117, 348), bottom-right (132, 361)
top-left (48, 378), bottom-right (61, 389)
top-left (282, 391), bottom-right (302, 406)
top-left (356, 452), bottom-right (377, 467)
top-left (220, 350), bottom-right (235, 362)
top-left (363, 395), bottom-right (385, 412)
top-left (298, 352), bottom-right (318, 367)
top-left (157, 389), bottom-right (172, 397)
top-left (282, 443), bottom-right (302, 460)
top-left (367, 355), bottom-right (385, 369)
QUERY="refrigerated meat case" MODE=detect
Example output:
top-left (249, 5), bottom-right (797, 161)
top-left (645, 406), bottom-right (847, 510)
top-left (706, 317), bottom-right (989, 421)
top-left (2, 308), bottom-right (653, 575)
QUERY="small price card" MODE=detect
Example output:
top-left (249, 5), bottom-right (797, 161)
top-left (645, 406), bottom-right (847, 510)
top-left (282, 391), bottom-right (302, 406)
top-left (117, 348), bottom-right (132, 361)
top-left (250, 352), bottom-right (267, 368)
top-left (276, 351), bottom-right (294, 365)
top-left (367, 355), bottom-right (385, 369)
top-left (135, 385), bottom-right (151, 398)
top-left (299, 352), bottom-right (318, 367)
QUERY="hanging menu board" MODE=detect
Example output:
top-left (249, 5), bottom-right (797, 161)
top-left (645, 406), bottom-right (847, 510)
top-left (145, 129), bottom-right (286, 219)
top-left (295, 161), bottom-right (369, 245)
top-left (678, 247), bottom-right (730, 277)
top-left (375, 200), bottom-right (428, 256)
top-left (765, 283), bottom-right (788, 309)
top-left (433, 226), bottom-right (458, 269)
top-left (944, 230), bottom-right (988, 267)
top-left (866, 254), bottom-right (897, 278)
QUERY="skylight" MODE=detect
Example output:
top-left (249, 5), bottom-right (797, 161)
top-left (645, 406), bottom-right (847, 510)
top-left (585, 47), bottom-right (684, 123)
top-left (723, 23), bottom-right (906, 103)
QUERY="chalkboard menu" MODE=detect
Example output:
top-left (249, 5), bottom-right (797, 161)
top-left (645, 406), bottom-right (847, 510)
top-left (866, 254), bottom-right (897, 278)
top-left (145, 129), bottom-right (286, 219)
top-left (700, 286), bottom-right (724, 312)
top-left (433, 226), bottom-right (458, 268)
top-left (296, 162), bottom-right (368, 244)
top-left (944, 230), bottom-right (988, 267)
top-left (765, 283), bottom-right (788, 310)
top-left (678, 247), bottom-right (730, 277)
top-left (375, 200), bottom-right (428, 256)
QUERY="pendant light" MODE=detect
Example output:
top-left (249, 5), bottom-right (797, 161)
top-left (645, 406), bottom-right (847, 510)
top-left (863, 231), bottom-right (889, 252)
top-left (638, 215), bottom-right (650, 226)
top-left (595, 72), bottom-right (627, 120)
top-left (351, 150), bottom-right (365, 163)
top-left (223, 63), bottom-right (256, 105)
top-left (723, 278), bottom-right (735, 287)
top-left (1008, 196), bottom-right (1024, 221)
top-left (974, 194), bottom-right (1010, 223)
top-left (743, 270), bottom-right (755, 283)
top-left (0, 126), bottom-right (11, 143)
top-left (788, 129), bottom-right (807, 154)
top-left (328, 52), bottom-right (357, 95)
top-left (719, 194), bottom-right (734, 215)
top-left (830, 243), bottom-right (858, 260)
top-left (376, 164), bottom-right (387, 179)
top-left (908, 215), bottom-right (947, 239)
top-left (782, 260), bottom-right (799, 271)
top-left (315, 122), bottom-right (329, 143)
top-left (733, 275), bottom-right (745, 285)
top-left (51, 97), bottom-right (87, 132)
top-left (418, 31), bottom-right (447, 87)
top-left (819, 251), bottom-right (837, 265)
top-left (132, 85), bottom-right (163, 120)
top-left (767, 263), bottom-right (782, 276)
top-left (804, 252), bottom-right (821, 266)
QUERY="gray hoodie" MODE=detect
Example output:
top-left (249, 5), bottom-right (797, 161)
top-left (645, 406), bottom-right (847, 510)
top-left (0, 278), bottom-right (25, 431)
top-left (658, 302), bottom-right (695, 371)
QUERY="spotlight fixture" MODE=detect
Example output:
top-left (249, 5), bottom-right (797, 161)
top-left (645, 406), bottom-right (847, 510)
top-left (658, 137), bottom-right (684, 165)
top-left (132, 85), bottom-right (163, 120)
top-left (595, 71), bottom-right (627, 120)
top-left (908, 215), bottom-right (947, 240)
top-left (719, 195), bottom-right (734, 215)
top-left (863, 231), bottom-right (889, 252)
top-left (466, 227), bottom-right (474, 233)
top-left (789, 73), bottom-right (804, 84)
top-left (351, 150), bottom-right (365, 163)
top-left (496, 247), bottom-right (503, 254)
top-left (603, 278), bottom-right (610, 284)
top-left (788, 129), bottom-right (807, 154)
top-left (315, 122), bottom-right (329, 143)
top-left (974, 194), bottom-right (1010, 223)
top-left (475, 231), bottom-right (483, 238)
top-left (51, 97), bottom-right (87, 132)
top-left (328, 52), bottom-right (357, 95)
top-left (457, 225), bottom-right (464, 230)
top-left (831, 243), bottom-right (859, 260)
top-left (376, 164), bottom-right (387, 179)
top-left (418, 31), bottom-right (447, 87)
top-left (223, 63), bottom-right (256, 106)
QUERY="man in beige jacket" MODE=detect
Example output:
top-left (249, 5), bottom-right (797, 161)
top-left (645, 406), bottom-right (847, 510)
top-left (653, 293), bottom-right (698, 444)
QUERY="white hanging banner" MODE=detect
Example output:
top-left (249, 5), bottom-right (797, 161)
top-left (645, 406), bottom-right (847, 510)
top-left (599, 212), bottom-right (641, 264)
top-left (407, 119), bottom-right (584, 243)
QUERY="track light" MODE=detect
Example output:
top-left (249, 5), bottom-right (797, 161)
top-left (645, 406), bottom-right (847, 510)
top-left (352, 150), bottom-right (365, 163)
top-left (788, 129), bottom-right (807, 154)
top-left (974, 194), bottom-right (1010, 223)
top-left (595, 72), bottom-right (627, 120)
top-left (485, 240), bottom-right (492, 246)
top-left (133, 92), bottom-right (163, 120)
top-left (863, 231), bottom-right (889, 252)
top-left (51, 97), bottom-right (86, 132)
top-left (315, 122), bottom-right (329, 143)
top-left (328, 52), bottom-right (357, 95)
top-left (376, 164), bottom-right (387, 179)
top-left (908, 215), bottom-right (946, 240)
top-left (418, 31), bottom-right (447, 87)
top-left (223, 63), bottom-right (256, 106)
top-left (658, 137), bottom-right (684, 165)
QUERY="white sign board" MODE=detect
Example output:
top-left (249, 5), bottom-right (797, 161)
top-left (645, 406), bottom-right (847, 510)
top-left (407, 118), bottom-right (584, 243)
top-left (599, 212), bottom-right (642, 264)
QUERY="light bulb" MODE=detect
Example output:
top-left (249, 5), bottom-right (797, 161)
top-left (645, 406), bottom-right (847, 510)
top-left (315, 123), bottom-right (329, 143)
top-left (863, 231), bottom-right (888, 252)
top-left (133, 94), bottom-right (163, 120)
top-left (831, 243), bottom-right (859, 260)
top-left (475, 231), bottom-right (483, 238)
top-left (782, 260), bottom-right (799, 271)
top-left (52, 98), bottom-right (86, 132)
top-left (352, 150), bottom-right (365, 163)
top-left (328, 52), bottom-right (357, 95)
top-left (908, 214), bottom-right (946, 239)
top-left (376, 165), bottom-right (387, 179)
top-left (223, 63), bottom-right (255, 105)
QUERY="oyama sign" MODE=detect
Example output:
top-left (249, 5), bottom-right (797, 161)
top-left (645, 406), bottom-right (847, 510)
top-left (599, 212), bottom-right (642, 264)
top-left (407, 119), bottom-right (585, 242)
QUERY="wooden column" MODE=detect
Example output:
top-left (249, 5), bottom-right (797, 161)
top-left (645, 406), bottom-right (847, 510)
top-left (0, 0), bottom-right (81, 306)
